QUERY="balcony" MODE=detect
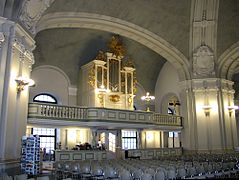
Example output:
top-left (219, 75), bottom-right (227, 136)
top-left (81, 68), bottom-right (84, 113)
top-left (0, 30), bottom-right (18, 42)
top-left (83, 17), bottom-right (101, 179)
top-left (27, 103), bottom-right (183, 130)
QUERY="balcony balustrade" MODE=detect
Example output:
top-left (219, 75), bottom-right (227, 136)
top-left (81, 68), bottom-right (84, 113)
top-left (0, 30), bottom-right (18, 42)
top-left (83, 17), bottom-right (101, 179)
top-left (28, 103), bottom-right (183, 128)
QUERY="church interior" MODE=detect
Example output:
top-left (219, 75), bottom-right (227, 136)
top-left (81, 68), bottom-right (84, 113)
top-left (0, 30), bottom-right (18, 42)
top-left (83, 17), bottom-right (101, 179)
top-left (1, 0), bottom-right (239, 179)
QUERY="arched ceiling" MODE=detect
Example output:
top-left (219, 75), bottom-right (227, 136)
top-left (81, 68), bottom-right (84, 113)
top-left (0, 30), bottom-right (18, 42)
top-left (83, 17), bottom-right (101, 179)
top-left (33, 28), bottom-right (166, 93)
top-left (31, 0), bottom-right (191, 94)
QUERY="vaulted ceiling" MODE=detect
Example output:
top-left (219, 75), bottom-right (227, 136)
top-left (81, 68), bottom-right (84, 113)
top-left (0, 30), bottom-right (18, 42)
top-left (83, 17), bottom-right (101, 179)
top-left (2, 0), bottom-right (239, 95)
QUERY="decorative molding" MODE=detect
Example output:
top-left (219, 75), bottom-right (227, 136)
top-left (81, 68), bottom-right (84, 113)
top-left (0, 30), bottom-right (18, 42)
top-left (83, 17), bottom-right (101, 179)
top-left (36, 12), bottom-right (190, 81)
top-left (12, 37), bottom-right (35, 66)
top-left (179, 78), bottom-right (234, 92)
top-left (18, 0), bottom-right (55, 35)
top-left (193, 45), bottom-right (215, 77)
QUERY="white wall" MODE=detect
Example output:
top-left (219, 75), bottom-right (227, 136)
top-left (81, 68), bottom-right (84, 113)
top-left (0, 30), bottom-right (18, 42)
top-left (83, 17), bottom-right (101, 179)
top-left (155, 62), bottom-right (180, 113)
top-left (29, 65), bottom-right (72, 105)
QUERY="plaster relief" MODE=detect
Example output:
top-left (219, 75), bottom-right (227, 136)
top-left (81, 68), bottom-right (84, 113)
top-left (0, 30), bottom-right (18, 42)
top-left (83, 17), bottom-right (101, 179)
top-left (18, 0), bottom-right (55, 34)
top-left (193, 45), bottom-right (215, 77)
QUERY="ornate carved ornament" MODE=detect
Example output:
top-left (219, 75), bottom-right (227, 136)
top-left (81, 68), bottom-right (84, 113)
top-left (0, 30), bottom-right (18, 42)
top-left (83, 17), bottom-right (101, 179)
top-left (109, 94), bottom-right (120, 103)
top-left (108, 35), bottom-right (125, 57)
top-left (193, 45), bottom-right (215, 77)
top-left (18, 0), bottom-right (55, 35)
top-left (88, 65), bottom-right (95, 88)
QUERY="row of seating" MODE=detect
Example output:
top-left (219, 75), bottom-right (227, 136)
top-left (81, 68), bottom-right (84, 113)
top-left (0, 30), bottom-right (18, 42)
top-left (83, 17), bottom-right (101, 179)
top-left (53, 152), bottom-right (239, 179)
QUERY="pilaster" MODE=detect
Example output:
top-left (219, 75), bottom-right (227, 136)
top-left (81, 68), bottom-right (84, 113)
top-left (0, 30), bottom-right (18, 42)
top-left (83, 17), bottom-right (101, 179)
top-left (0, 18), bottom-right (35, 161)
top-left (179, 78), bottom-right (238, 153)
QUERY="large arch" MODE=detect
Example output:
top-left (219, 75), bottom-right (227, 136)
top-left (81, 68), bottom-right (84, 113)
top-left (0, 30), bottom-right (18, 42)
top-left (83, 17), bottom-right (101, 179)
top-left (36, 12), bottom-right (190, 81)
top-left (218, 41), bottom-right (239, 80)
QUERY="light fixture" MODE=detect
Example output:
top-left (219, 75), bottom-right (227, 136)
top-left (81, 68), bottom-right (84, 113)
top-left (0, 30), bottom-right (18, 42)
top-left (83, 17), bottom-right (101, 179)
top-left (228, 105), bottom-right (239, 117)
top-left (141, 92), bottom-right (155, 111)
top-left (96, 84), bottom-right (108, 107)
top-left (202, 105), bottom-right (212, 116)
top-left (15, 76), bottom-right (35, 92)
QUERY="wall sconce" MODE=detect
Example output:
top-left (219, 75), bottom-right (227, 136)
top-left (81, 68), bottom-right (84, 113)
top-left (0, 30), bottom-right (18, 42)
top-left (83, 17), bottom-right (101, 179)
top-left (202, 105), bottom-right (212, 116)
top-left (96, 84), bottom-right (108, 107)
top-left (141, 92), bottom-right (155, 111)
top-left (228, 106), bottom-right (239, 117)
top-left (15, 76), bottom-right (35, 93)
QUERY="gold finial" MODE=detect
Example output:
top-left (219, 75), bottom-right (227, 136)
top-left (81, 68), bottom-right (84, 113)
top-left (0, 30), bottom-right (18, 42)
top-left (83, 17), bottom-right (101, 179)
top-left (108, 35), bottom-right (125, 57)
top-left (95, 51), bottom-right (106, 61)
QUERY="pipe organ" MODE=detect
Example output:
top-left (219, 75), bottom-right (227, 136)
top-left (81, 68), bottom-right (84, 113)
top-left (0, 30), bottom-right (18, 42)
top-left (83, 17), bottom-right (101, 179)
top-left (79, 36), bottom-right (136, 110)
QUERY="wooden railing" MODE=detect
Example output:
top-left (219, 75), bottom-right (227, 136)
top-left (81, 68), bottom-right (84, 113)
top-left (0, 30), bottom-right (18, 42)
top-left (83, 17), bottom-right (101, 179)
top-left (28, 103), bottom-right (183, 127)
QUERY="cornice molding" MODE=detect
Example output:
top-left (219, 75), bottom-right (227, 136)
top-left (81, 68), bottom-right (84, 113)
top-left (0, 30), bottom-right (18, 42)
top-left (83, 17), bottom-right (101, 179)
top-left (179, 78), bottom-right (234, 92)
top-left (36, 12), bottom-right (190, 81)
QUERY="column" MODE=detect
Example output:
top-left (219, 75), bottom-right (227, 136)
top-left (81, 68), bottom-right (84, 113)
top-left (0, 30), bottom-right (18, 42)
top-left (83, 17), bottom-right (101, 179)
top-left (91, 128), bottom-right (97, 148)
top-left (0, 19), bottom-right (35, 161)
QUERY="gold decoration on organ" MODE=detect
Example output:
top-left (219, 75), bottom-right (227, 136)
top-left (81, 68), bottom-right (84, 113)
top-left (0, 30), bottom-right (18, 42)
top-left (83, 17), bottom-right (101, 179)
top-left (108, 35), bottom-right (125, 57)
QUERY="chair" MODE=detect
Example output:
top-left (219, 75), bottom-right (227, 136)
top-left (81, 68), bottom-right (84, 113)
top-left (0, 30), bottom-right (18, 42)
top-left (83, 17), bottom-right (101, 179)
top-left (70, 163), bottom-right (81, 179)
top-left (55, 162), bottom-right (64, 179)
top-left (167, 168), bottom-right (176, 180)
top-left (186, 166), bottom-right (197, 178)
top-left (132, 169), bottom-right (143, 180)
top-left (144, 168), bottom-right (155, 176)
top-left (154, 170), bottom-right (165, 180)
top-left (119, 170), bottom-right (132, 180)
top-left (177, 168), bottom-right (186, 179)
top-left (104, 167), bottom-right (119, 179)
top-left (91, 165), bottom-right (104, 179)
top-left (140, 173), bottom-right (153, 180)
top-left (63, 163), bottom-right (71, 179)
top-left (80, 163), bottom-right (92, 179)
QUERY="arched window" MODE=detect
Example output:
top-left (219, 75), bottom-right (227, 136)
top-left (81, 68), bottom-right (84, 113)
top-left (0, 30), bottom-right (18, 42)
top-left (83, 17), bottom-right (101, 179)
top-left (33, 93), bottom-right (57, 104)
top-left (168, 107), bottom-right (174, 115)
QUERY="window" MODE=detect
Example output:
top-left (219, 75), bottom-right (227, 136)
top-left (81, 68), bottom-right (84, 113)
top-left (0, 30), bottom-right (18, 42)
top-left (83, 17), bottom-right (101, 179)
top-left (109, 133), bottom-right (116, 152)
top-left (33, 93), bottom-right (57, 104)
top-left (168, 108), bottom-right (174, 115)
top-left (122, 130), bottom-right (137, 150)
top-left (32, 128), bottom-right (56, 160)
